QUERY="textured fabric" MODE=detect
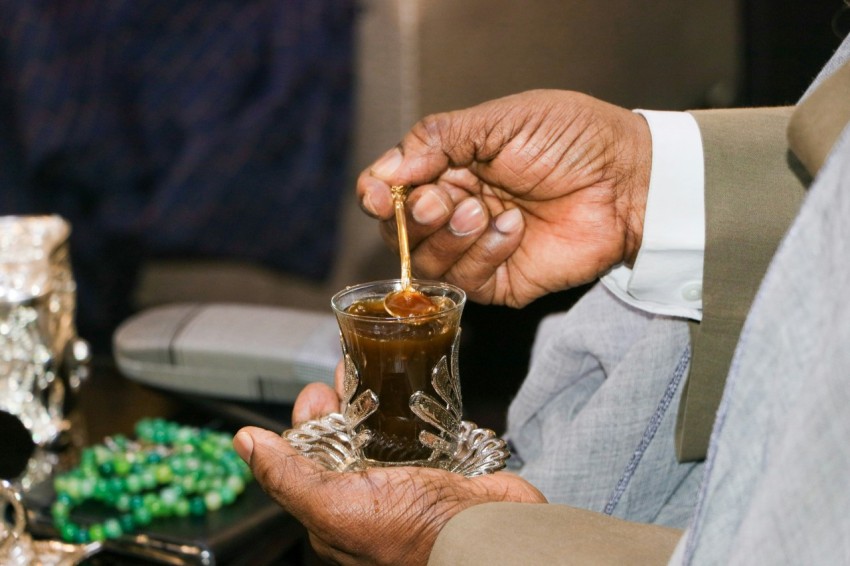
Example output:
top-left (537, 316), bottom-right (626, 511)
top-left (670, 37), bottom-right (850, 566)
top-left (506, 284), bottom-right (702, 529)
top-left (0, 1), bottom-right (356, 345)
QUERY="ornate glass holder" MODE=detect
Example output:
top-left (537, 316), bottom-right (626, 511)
top-left (283, 280), bottom-right (509, 477)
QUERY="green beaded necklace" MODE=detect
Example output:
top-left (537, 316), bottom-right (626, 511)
top-left (51, 418), bottom-right (253, 544)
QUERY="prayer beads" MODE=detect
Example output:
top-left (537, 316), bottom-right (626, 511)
top-left (51, 418), bottom-right (252, 543)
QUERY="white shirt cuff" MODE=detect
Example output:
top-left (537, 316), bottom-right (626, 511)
top-left (601, 110), bottom-right (705, 321)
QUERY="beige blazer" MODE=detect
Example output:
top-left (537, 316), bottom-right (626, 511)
top-left (676, 107), bottom-right (807, 461)
top-left (677, 56), bottom-right (850, 461)
top-left (428, 57), bottom-right (850, 566)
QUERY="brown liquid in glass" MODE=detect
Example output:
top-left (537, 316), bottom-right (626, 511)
top-left (343, 296), bottom-right (458, 462)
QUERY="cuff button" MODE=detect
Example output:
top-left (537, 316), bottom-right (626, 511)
top-left (681, 282), bottom-right (702, 302)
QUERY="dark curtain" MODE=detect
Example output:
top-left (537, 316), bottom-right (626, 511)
top-left (0, 1), bottom-right (357, 350)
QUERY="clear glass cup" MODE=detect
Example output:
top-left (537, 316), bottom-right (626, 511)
top-left (331, 279), bottom-right (466, 467)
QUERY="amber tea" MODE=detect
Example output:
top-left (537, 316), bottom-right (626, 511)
top-left (332, 280), bottom-right (465, 464)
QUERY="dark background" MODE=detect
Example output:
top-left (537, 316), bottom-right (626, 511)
top-left (740, 0), bottom-right (849, 105)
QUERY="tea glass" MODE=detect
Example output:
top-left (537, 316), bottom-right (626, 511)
top-left (283, 279), bottom-right (509, 477)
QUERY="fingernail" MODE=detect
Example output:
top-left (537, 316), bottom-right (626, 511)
top-left (362, 190), bottom-right (379, 216)
top-left (494, 208), bottom-right (523, 234)
top-left (412, 189), bottom-right (450, 224)
top-left (449, 198), bottom-right (486, 236)
top-left (233, 430), bottom-right (254, 464)
top-left (371, 148), bottom-right (403, 180)
top-left (361, 185), bottom-right (392, 217)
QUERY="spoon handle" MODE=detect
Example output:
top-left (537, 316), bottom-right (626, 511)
top-left (391, 185), bottom-right (412, 289)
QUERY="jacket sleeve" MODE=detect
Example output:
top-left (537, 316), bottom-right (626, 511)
top-left (428, 502), bottom-right (682, 565)
top-left (675, 106), bottom-right (808, 461)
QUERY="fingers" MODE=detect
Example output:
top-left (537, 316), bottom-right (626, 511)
top-left (291, 382), bottom-right (340, 426)
top-left (374, 193), bottom-right (524, 303)
top-left (358, 138), bottom-right (456, 220)
top-left (358, 147), bottom-right (419, 221)
top-left (234, 426), bottom-right (366, 562)
top-left (416, 208), bottom-right (525, 304)
top-left (357, 104), bottom-right (486, 222)
top-left (233, 426), bottom-right (297, 472)
top-left (233, 427), bottom-right (325, 512)
top-left (235, 424), bottom-right (539, 566)
top-left (377, 182), bottom-right (482, 252)
top-left (406, 197), bottom-right (489, 278)
top-left (358, 166), bottom-right (396, 220)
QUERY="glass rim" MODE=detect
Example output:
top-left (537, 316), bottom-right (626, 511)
top-left (331, 278), bottom-right (466, 321)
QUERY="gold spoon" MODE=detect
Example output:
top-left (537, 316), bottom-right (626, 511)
top-left (383, 185), bottom-right (440, 317)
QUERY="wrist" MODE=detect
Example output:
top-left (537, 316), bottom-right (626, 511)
top-left (613, 110), bottom-right (652, 266)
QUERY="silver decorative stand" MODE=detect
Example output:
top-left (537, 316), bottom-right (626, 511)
top-left (0, 216), bottom-right (91, 490)
top-left (283, 335), bottom-right (510, 477)
top-left (0, 217), bottom-right (96, 565)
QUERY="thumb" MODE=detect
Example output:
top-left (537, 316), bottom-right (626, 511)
top-left (232, 426), bottom-right (316, 493)
top-left (232, 427), bottom-right (258, 464)
top-left (233, 426), bottom-right (335, 527)
top-left (233, 425), bottom-right (300, 466)
top-left (371, 145), bottom-right (452, 189)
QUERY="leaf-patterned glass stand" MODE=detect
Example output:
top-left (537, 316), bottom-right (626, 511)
top-left (282, 338), bottom-right (510, 478)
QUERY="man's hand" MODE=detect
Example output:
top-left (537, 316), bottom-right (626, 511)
top-left (233, 425), bottom-right (545, 566)
top-left (357, 89), bottom-right (651, 308)
top-left (235, 372), bottom-right (546, 565)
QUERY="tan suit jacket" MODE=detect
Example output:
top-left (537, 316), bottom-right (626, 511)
top-left (428, 55), bottom-right (850, 566)
top-left (678, 54), bottom-right (850, 460)
top-left (676, 107), bottom-right (807, 461)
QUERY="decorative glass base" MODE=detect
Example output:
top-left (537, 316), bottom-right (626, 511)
top-left (283, 415), bottom-right (509, 477)
top-left (283, 327), bottom-right (510, 477)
